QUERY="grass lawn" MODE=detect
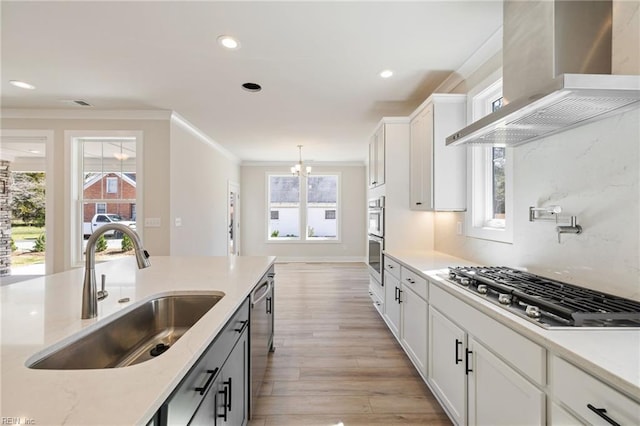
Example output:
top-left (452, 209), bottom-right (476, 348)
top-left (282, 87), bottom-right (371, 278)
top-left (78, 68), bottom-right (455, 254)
top-left (11, 224), bottom-right (45, 240)
top-left (11, 252), bottom-right (45, 266)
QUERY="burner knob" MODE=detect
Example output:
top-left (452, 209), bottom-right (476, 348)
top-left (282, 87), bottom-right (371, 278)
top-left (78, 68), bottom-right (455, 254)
top-left (459, 278), bottom-right (470, 286)
top-left (449, 272), bottom-right (456, 279)
top-left (477, 284), bottom-right (488, 294)
top-left (498, 293), bottom-right (512, 305)
top-left (526, 305), bottom-right (541, 318)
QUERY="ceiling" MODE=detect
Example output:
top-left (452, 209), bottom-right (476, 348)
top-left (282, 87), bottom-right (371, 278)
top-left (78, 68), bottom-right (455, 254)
top-left (1, 1), bottom-right (503, 164)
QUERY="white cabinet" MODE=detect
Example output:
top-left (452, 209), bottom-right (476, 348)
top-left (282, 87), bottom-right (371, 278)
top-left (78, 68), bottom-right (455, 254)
top-left (468, 337), bottom-right (544, 425)
top-left (428, 285), bottom-right (545, 426)
top-left (368, 124), bottom-right (385, 188)
top-left (383, 271), bottom-right (401, 337)
top-left (409, 94), bottom-right (466, 211)
top-left (383, 259), bottom-right (428, 376)
top-left (551, 355), bottom-right (640, 425)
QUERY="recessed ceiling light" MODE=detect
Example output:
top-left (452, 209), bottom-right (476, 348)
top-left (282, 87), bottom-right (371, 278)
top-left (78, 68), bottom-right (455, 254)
top-left (242, 82), bottom-right (262, 92)
top-left (9, 80), bottom-right (36, 90)
top-left (379, 70), bottom-right (394, 79)
top-left (217, 35), bottom-right (240, 50)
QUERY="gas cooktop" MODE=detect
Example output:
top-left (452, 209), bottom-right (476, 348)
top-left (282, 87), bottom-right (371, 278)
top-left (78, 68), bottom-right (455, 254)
top-left (447, 266), bottom-right (640, 328)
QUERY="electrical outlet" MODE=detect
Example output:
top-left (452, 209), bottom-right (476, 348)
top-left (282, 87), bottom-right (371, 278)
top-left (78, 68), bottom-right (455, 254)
top-left (175, 217), bottom-right (182, 227)
top-left (144, 217), bottom-right (161, 227)
top-left (456, 221), bottom-right (463, 235)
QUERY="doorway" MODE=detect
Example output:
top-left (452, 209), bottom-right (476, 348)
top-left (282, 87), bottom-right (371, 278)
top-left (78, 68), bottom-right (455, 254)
top-left (228, 181), bottom-right (240, 256)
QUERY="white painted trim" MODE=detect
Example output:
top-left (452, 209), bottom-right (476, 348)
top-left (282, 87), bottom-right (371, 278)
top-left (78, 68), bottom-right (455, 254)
top-left (227, 180), bottom-right (241, 256)
top-left (409, 93), bottom-right (467, 121)
top-left (1, 109), bottom-right (171, 120)
top-left (434, 26), bottom-right (503, 94)
top-left (275, 257), bottom-right (366, 263)
top-left (65, 130), bottom-right (144, 269)
top-left (170, 112), bottom-right (240, 164)
top-left (1, 129), bottom-right (55, 275)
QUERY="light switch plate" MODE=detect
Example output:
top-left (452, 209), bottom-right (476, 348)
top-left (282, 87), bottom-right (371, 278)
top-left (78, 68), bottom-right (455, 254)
top-left (144, 217), bottom-right (161, 227)
top-left (175, 217), bottom-right (182, 227)
top-left (456, 221), bottom-right (463, 235)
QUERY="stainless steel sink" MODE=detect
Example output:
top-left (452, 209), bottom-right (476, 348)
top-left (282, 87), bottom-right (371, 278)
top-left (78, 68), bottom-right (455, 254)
top-left (27, 292), bottom-right (224, 369)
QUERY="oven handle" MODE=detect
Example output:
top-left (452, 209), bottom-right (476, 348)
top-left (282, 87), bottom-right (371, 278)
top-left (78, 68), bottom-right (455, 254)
top-left (251, 279), bottom-right (272, 307)
top-left (368, 233), bottom-right (383, 242)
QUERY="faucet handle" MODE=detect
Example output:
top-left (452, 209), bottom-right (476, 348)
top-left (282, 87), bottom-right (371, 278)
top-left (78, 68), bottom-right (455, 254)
top-left (98, 274), bottom-right (109, 301)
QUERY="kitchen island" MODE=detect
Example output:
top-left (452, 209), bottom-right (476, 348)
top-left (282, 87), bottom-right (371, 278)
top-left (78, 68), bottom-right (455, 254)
top-left (0, 255), bottom-right (275, 425)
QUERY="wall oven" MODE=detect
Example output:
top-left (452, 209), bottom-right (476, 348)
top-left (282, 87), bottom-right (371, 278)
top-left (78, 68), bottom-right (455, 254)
top-left (367, 196), bottom-right (385, 281)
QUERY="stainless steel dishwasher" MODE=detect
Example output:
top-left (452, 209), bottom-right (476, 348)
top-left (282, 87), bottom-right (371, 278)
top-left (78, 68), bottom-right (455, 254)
top-left (249, 266), bottom-right (275, 418)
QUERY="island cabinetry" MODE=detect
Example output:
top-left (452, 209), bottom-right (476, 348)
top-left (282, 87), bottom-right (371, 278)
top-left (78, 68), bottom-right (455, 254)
top-left (159, 298), bottom-right (250, 426)
top-left (369, 124), bottom-right (385, 188)
top-left (550, 355), bottom-right (640, 425)
top-left (409, 94), bottom-right (466, 211)
top-left (428, 283), bottom-right (545, 425)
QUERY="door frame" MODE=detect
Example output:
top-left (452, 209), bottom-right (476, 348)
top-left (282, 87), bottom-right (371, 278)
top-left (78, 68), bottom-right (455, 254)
top-left (228, 180), bottom-right (240, 256)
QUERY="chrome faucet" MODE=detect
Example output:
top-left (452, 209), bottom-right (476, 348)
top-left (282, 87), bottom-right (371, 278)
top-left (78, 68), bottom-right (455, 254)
top-left (82, 223), bottom-right (150, 319)
top-left (556, 216), bottom-right (582, 243)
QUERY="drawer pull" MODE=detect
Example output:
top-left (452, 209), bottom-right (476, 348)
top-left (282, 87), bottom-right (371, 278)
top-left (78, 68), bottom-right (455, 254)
top-left (388, 265), bottom-right (394, 269)
top-left (587, 404), bottom-right (621, 426)
top-left (455, 339), bottom-right (463, 365)
top-left (195, 368), bottom-right (219, 395)
top-left (406, 278), bottom-right (415, 284)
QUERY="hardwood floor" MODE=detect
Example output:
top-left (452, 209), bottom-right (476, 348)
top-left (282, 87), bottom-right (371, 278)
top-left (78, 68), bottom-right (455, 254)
top-left (248, 262), bottom-right (451, 426)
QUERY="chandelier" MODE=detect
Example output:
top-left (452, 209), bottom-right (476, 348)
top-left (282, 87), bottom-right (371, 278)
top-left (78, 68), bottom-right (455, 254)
top-left (290, 145), bottom-right (311, 177)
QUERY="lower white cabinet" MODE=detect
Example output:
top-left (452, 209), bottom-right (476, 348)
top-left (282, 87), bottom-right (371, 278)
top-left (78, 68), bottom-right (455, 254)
top-left (551, 355), bottom-right (640, 425)
top-left (401, 285), bottom-right (428, 373)
top-left (383, 272), bottom-right (401, 337)
top-left (428, 306), bottom-right (544, 426)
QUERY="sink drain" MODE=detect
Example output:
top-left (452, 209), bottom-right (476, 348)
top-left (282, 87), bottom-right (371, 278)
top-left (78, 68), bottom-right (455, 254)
top-left (150, 343), bottom-right (170, 357)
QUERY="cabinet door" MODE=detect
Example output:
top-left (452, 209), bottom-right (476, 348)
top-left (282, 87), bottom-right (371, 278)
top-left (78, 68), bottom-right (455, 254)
top-left (375, 125), bottom-right (385, 186)
top-left (400, 286), bottom-right (427, 374)
top-left (368, 140), bottom-right (377, 187)
top-left (468, 338), bottom-right (544, 426)
top-left (223, 330), bottom-right (248, 426)
top-left (428, 307), bottom-right (466, 426)
top-left (409, 105), bottom-right (433, 210)
top-left (383, 273), bottom-right (401, 337)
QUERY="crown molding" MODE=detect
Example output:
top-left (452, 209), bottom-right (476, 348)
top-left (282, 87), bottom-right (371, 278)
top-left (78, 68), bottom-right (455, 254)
top-left (1, 109), bottom-right (172, 120)
top-left (170, 112), bottom-right (240, 165)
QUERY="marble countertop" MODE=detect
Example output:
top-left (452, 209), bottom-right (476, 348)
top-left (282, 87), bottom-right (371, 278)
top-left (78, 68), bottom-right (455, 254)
top-left (384, 250), bottom-right (640, 401)
top-left (0, 255), bottom-right (275, 426)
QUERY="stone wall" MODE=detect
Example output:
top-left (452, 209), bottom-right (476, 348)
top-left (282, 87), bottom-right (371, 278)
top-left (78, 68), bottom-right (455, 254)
top-left (0, 161), bottom-right (11, 276)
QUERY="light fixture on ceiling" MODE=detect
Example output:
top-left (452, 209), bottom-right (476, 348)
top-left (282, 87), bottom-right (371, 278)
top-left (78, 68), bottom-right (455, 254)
top-left (9, 80), bottom-right (36, 90)
top-left (28, 150), bottom-right (41, 154)
top-left (242, 82), bottom-right (262, 92)
top-left (291, 145), bottom-right (311, 177)
top-left (113, 152), bottom-right (129, 161)
top-left (379, 70), bottom-right (394, 79)
top-left (217, 35), bottom-right (240, 50)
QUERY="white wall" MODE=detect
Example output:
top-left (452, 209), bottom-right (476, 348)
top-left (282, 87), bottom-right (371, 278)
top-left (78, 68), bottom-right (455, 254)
top-left (241, 164), bottom-right (366, 261)
top-left (169, 118), bottom-right (240, 256)
top-left (435, 109), bottom-right (640, 301)
top-left (1, 115), bottom-right (171, 272)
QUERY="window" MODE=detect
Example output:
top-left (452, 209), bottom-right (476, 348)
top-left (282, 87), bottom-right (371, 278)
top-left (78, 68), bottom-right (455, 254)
top-left (106, 177), bottom-right (118, 194)
top-left (96, 202), bottom-right (106, 214)
top-left (267, 173), bottom-right (340, 241)
top-left (467, 73), bottom-right (513, 243)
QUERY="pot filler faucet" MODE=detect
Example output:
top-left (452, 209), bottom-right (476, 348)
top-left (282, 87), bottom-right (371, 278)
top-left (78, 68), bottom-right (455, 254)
top-left (82, 223), bottom-right (150, 319)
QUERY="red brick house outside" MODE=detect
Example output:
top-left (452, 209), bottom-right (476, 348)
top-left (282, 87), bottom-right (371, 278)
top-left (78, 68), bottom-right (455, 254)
top-left (83, 173), bottom-right (136, 222)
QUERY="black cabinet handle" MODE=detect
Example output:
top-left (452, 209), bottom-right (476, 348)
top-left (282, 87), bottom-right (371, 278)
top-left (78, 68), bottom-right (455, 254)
top-left (195, 368), bottom-right (218, 395)
top-left (398, 289), bottom-right (402, 303)
top-left (416, 202), bottom-right (422, 205)
top-left (266, 296), bottom-right (272, 314)
top-left (225, 378), bottom-right (232, 411)
top-left (455, 339), bottom-right (463, 365)
top-left (587, 404), bottom-right (621, 426)
top-left (234, 320), bottom-right (248, 334)
top-left (465, 349), bottom-right (473, 375)
top-left (406, 278), bottom-right (415, 284)
top-left (218, 383), bottom-right (229, 421)
top-left (394, 286), bottom-right (399, 302)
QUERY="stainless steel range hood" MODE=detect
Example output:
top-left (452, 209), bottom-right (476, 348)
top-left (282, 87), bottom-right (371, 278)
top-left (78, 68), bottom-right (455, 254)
top-left (446, 0), bottom-right (640, 146)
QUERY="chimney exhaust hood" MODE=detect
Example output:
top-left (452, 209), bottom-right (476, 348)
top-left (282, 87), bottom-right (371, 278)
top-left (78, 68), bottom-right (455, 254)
top-left (446, 0), bottom-right (640, 147)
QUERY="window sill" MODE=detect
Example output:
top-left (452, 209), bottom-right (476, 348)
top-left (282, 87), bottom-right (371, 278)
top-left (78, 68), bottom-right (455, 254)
top-left (266, 238), bottom-right (342, 244)
top-left (466, 226), bottom-right (512, 244)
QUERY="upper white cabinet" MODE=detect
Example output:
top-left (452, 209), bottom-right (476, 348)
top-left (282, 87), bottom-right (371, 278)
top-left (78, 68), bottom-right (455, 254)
top-left (368, 124), bottom-right (385, 188)
top-left (409, 94), bottom-right (466, 211)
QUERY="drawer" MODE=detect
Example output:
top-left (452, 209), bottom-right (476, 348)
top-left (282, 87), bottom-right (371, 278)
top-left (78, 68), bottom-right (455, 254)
top-left (369, 274), bottom-right (384, 301)
top-left (429, 282), bottom-right (546, 385)
top-left (384, 256), bottom-right (401, 279)
top-left (551, 355), bottom-right (640, 425)
top-left (368, 288), bottom-right (383, 317)
top-left (166, 298), bottom-right (249, 425)
top-left (400, 267), bottom-right (427, 301)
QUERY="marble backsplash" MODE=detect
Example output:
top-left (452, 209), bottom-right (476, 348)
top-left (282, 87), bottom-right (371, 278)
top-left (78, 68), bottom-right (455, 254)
top-left (435, 108), bottom-right (640, 301)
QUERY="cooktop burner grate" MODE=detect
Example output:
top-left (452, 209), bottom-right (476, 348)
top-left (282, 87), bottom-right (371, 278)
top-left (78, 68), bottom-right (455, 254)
top-left (448, 266), bottom-right (640, 327)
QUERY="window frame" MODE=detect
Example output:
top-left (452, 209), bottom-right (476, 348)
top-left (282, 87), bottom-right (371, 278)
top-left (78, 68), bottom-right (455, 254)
top-left (265, 171), bottom-right (341, 243)
top-left (96, 202), bottom-right (106, 214)
top-left (105, 176), bottom-right (118, 194)
top-left (466, 70), bottom-right (513, 244)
